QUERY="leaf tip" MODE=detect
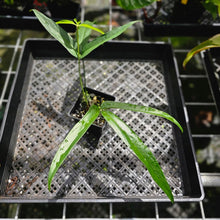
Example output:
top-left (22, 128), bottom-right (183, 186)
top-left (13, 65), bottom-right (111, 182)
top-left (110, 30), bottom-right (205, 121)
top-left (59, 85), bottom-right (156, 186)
top-left (166, 187), bottom-right (174, 203)
top-left (170, 195), bottom-right (174, 203)
top-left (182, 58), bottom-right (188, 70)
top-left (174, 119), bottom-right (183, 133)
top-left (179, 124), bottom-right (184, 133)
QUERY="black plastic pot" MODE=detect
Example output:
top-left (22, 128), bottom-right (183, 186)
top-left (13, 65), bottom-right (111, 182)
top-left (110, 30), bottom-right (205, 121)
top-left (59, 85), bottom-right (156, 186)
top-left (69, 87), bottom-right (115, 137)
top-left (170, 0), bottom-right (205, 24)
top-left (69, 87), bottom-right (115, 127)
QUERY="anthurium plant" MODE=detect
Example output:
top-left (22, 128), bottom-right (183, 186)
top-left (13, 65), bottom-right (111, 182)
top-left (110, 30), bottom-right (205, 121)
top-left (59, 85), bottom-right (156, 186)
top-left (32, 9), bottom-right (183, 203)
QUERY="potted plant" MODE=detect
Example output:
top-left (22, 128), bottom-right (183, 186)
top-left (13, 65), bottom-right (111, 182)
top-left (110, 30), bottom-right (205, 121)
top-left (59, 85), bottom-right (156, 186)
top-left (113, 0), bottom-right (220, 36)
top-left (29, 9), bottom-right (184, 203)
top-left (169, 0), bottom-right (205, 24)
top-left (109, 0), bottom-right (220, 24)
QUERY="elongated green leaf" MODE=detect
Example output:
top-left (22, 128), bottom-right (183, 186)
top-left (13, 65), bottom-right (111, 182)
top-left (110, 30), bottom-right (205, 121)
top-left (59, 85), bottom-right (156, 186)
top-left (102, 110), bottom-right (174, 202)
top-left (183, 34), bottom-right (220, 68)
top-left (116, 0), bottom-right (157, 10)
top-left (79, 23), bottom-right (104, 35)
top-left (56, 19), bottom-right (76, 26)
top-left (78, 21), bottom-right (93, 50)
top-left (32, 9), bottom-right (77, 58)
top-left (101, 101), bottom-right (183, 133)
top-left (48, 105), bottom-right (100, 190)
top-left (81, 20), bottom-right (140, 59)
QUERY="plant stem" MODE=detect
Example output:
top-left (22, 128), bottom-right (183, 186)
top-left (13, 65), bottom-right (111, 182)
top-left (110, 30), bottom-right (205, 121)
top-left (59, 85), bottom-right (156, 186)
top-left (76, 25), bottom-right (89, 106)
top-left (82, 60), bottom-right (86, 87)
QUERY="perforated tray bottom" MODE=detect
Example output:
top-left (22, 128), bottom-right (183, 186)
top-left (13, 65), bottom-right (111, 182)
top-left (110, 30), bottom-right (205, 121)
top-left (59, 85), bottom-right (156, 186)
top-left (4, 59), bottom-right (183, 201)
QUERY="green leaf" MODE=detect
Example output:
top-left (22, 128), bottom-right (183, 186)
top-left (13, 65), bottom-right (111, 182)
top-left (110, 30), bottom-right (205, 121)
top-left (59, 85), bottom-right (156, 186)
top-left (102, 110), bottom-right (174, 203)
top-left (4, 0), bottom-right (14, 5)
top-left (101, 101), bottom-right (183, 133)
top-left (56, 19), bottom-right (76, 26)
top-left (183, 34), bottom-right (220, 68)
top-left (81, 20), bottom-right (140, 59)
top-left (202, 0), bottom-right (220, 19)
top-left (48, 105), bottom-right (100, 190)
top-left (79, 23), bottom-right (104, 35)
top-left (78, 21), bottom-right (94, 50)
top-left (116, 0), bottom-right (157, 10)
top-left (31, 9), bottom-right (77, 58)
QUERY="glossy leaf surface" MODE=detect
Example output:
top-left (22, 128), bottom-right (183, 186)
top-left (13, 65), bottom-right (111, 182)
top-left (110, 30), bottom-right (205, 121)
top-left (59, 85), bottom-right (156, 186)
top-left (77, 21), bottom-right (92, 44)
top-left (56, 20), bottom-right (104, 35)
top-left (183, 34), bottom-right (220, 68)
top-left (202, 0), bottom-right (220, 19)
top-left (48, 105), bottom-right (100, 190)
top-left (101, 101), bottom-right (183, 133)
top-left (80, 23), bottom-right (104, 35)
top-left (32, 9), bottom-right (77, 58)
top-left (116, 0), bottom-right (157, 10)
top-left (102, 110), bottom-right (174, 203)
top-left (81, 20), bottom-right (140, 59)
top-left (56, 19), bottom-right (75, 25)
top-left (78, 21), bottom-right (93, 52)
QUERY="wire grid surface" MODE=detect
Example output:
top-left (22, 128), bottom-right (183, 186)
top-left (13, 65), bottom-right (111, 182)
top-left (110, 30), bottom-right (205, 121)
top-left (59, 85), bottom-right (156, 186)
top-left (213, 57), bottom-right (220, 89)
top-left (0, 0), bottom-right (220, 219)
top-left (4, 58), bottom-right (183, 200)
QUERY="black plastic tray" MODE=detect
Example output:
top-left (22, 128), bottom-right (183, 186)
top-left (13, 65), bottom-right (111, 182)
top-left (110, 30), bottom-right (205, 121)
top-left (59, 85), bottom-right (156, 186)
top-left (143, 23), bottom-right (220, 37)
top-left (0, 39), bottom-right (204, 202)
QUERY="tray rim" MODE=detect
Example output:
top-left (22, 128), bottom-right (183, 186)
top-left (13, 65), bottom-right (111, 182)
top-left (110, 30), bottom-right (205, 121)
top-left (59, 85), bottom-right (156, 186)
top-left (0, 39), bottom-right (204, 203)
